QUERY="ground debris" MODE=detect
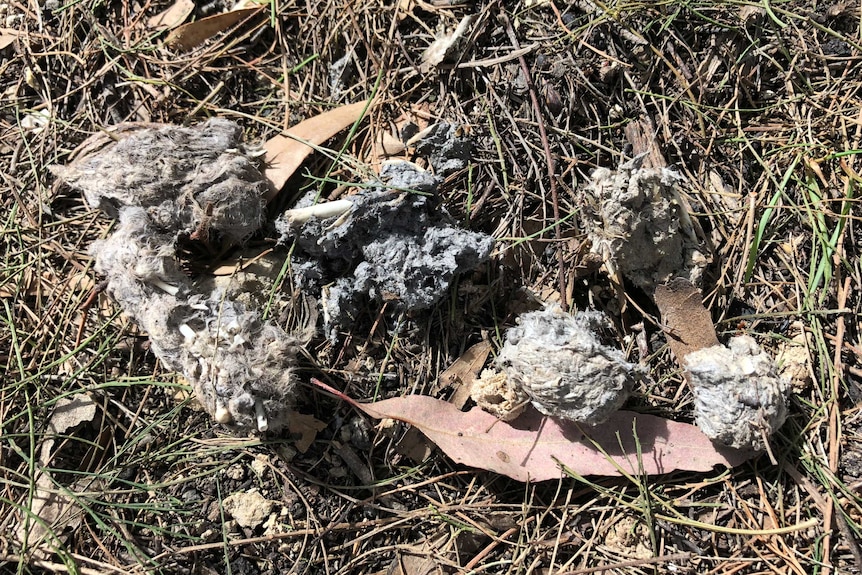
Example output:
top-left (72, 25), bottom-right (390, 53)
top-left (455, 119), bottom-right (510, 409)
top-left (223, 489), bottom-right (275, 529)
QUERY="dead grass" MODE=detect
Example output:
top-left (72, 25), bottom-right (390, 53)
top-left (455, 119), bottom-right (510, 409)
top-left (1, 0), bottom-right (861, 573)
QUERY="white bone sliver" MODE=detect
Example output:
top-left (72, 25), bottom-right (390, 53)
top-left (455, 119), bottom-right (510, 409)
top-left (214, 400), bottom-right (232, 424)
top-left (283, 199), bottom-right (352, 225)
top-left (255, 398), bottom-right (268, 432)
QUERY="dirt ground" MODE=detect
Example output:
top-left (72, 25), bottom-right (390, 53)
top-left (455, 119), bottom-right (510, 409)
top-left (2, 1), bottom-right (862, 574)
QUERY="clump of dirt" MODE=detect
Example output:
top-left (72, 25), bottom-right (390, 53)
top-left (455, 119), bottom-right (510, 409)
top-left (277, 159), bottom-right (494, 341)
top-left (223, 489), bottom-right (275, 530)
top-left (686, 335), bottom-right (789, 451)
top-left (470, 369), bottom-right (528, 422)
top-left (495, 307), bottom-right (642, 426)
top-left (583, 154), bottom-right (707, 291)
top-left (59, 120), bottom-right (303, 434)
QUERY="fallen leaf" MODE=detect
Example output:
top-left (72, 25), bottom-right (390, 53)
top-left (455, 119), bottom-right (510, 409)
top-left (390, 542), bottom-right (447, 575)
top-left (0, 27), bottom-right (20, 50)
top-left (164, 6), bottom-right (263, 51)
top-left (434, 340), bottom-right (492, 408)
top-left (654, 278), bottom-right (719, 366)
top-left (623, 115), bottom-right (667, 169)
top-left (17, 395), bottom-right (98, 551)
top-left (42, 395), bottom-right (99, 461)
top-left (312, 380), bottom-right (751, 481)
top-left (148, 0), bottom-right (195, 31)
top-left (263, 100), bottom-right (372, 199)
top-left (367, 131), bottom-right (407, 172)
top-left (398, 341), bottom-right (492, 463)
top-left (287, 411), bottom-right (326, 453)
top-left (395, 427), bottom-right (433, 463)
top-left (0, 269), bottom-right (61, 298)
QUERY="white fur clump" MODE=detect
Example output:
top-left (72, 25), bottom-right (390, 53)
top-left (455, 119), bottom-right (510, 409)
top-left (584, 154), bottom-right (706, 291)
top-left (496, 307), bottom-right (641, 425)
top-left (685, 335), bottom-right (789, 451)
top-left (62, 120), bottom-right (302, 433)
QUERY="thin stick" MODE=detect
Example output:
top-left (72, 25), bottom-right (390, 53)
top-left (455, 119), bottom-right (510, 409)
top-left (502, 14), bottom-right (567, 312)
top-left (822, 275), bottom-right (851, 575)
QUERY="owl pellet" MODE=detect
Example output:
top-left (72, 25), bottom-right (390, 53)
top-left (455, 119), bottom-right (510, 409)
top-left (60, 119), bottom-right (302, 434)
top-left (496, 307), bottom-right (641, 426)
top-left (583, 154), bottom-right (706, 291)
top-left (685, 335), bottom-right (789, 451)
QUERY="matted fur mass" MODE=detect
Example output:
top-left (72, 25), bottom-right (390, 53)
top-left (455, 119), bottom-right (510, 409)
top-left (62, 119), bottom-right (301, 433)
top-left (496, 307), bottom-right (642, 426)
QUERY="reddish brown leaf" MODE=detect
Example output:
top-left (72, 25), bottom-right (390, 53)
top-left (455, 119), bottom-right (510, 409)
top-left (398, 341), bottom-right (492, 462)
top-left (654, 278), bottom-right (719, 366)
top-left (263, 101), bottom-right (372, 199)
top-left (312, 380), bottom-right (751, 481)
top-left (164, 6), bottom-right (263, 51)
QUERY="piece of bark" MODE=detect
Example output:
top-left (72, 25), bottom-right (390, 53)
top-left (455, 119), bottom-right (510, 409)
top-left (654, 278), bottom-right (719, 366)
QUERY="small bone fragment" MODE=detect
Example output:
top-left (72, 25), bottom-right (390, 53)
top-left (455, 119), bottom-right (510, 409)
top-left (255, 398), bottom-right (269, 432)
top-left (179, 323), bottom-right (196, 341)
top-left (214, 401), bottom-right (232, 424)
top-left (151, 278), bottom-right (180, 296)
top-left (281, 199), bottom-right (353, 226)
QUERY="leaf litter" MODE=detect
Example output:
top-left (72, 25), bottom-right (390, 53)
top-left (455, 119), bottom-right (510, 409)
top-left (17, 395), bottom-right (98, 553)
top-left (311, 379), bottom-right (751, 482)
top-left (164, 5), bottom-right (264, 51)
top-left (264, 100), bottom-right (373, 196)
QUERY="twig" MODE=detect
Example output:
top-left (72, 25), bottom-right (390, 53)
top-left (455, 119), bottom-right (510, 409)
top-left (502, 13), bottom-right (567, 312)
top-left (74, 279), bottom-right (108, 348)
top-left (822, 275), bottom-right (852, 575)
